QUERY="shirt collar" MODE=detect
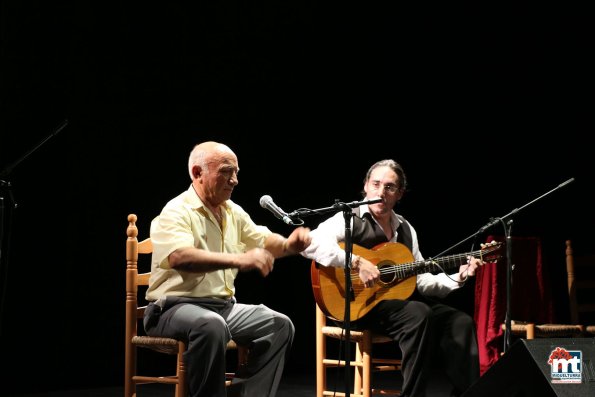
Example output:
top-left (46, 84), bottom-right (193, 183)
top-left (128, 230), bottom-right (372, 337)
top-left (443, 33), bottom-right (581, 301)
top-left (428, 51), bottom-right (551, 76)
top-left (360, 203), bottom-right (402, 229)
top-left (186, 184), bottom-right (231, 215)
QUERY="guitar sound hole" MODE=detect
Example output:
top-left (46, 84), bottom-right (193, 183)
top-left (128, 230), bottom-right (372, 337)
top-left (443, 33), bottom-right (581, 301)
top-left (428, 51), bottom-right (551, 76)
top-left (377, 262), bottom-right (397, 284)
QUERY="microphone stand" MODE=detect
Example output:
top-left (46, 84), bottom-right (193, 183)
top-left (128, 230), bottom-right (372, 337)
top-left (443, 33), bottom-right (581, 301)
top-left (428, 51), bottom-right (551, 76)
top-left (0, 119), bottom-right (68, 338)
top-left (433, 177), bottom-right (575, 354)
top-left (289, 197), bottom-right (382, 397)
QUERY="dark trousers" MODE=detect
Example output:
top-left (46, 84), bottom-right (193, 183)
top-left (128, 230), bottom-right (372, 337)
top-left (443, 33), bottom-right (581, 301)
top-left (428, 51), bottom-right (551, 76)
top-left (144, 296), bottom-right (294, 397)
top-left (356, 299), bottom-right (479, 397)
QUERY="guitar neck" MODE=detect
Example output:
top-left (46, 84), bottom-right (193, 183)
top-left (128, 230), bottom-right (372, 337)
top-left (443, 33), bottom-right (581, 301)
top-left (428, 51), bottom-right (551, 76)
top-left (395, 249), bottom-right (483, 278)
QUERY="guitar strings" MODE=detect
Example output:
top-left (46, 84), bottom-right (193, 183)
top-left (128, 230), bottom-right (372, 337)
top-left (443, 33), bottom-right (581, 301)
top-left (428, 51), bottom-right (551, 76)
top-left (349, 244), bottom-right (500, 281)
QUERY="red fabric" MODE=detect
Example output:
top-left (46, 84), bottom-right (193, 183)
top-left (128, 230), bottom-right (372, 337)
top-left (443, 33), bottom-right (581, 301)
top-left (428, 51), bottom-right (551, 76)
top-left (474, 236), bottom-right (555, 375)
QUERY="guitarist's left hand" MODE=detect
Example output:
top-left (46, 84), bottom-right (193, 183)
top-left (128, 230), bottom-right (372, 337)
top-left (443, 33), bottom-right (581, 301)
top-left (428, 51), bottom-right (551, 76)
top-left (459, 256), bottom-right (484, 279)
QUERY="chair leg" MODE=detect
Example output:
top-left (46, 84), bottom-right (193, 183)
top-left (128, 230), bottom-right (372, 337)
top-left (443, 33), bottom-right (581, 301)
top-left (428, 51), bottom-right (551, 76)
top-left (361, 334), bottom-right (372, 397)
top-left (237, 345), bottom-right (249, 367)
top-left (526, 323), bottom-right (535, 339)
top-left (176, 341), bottom-right (187, 397)
top-left (316, 309), bottom-right (326, 397)
top-left (124, 342), bottom-right (136, 397)
top-left (354, 344), bottom-right (363, 396)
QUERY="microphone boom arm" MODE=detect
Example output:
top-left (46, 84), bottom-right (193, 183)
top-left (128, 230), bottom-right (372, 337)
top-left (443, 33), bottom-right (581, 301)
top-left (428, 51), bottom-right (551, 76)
top-left (288, 197), bottom-right (382, 220)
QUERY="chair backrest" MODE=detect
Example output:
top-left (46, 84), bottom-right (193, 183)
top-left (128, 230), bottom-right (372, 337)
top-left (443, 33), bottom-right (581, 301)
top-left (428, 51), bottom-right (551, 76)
top-left (125, 214), bottom-right (153, 339)
top-left (566, 239), bottom-right (595, 325)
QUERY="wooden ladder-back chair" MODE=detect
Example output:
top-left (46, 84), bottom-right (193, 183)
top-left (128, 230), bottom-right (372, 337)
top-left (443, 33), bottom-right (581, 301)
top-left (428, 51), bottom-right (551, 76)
top-left (125, 214), bottom-right (247, 397)
top-left (316, 304), bottom-right (402, 397)
top-left (504, 239), bottom-right (595, 339)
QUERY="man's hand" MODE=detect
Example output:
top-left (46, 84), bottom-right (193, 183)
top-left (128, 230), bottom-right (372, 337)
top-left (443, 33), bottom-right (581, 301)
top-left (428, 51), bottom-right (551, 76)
top-left (241, 248), bottom-right (275, 276)
top-left (355, 257), bottom-right (380, 288)
top-left (285, 226), bottom-right (312, 254)
top-left (459, 256), bottom-right (484, 279)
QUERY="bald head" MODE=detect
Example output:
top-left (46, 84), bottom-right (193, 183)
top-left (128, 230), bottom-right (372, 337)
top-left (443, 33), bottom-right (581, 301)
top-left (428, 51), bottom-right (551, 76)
top-left (188, 141), bottom-right (235, 180)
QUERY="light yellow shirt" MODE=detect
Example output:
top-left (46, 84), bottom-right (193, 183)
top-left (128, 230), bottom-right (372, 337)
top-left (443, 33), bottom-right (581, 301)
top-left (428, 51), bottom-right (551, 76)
top-left (146, 185), bottom-right (272, 301)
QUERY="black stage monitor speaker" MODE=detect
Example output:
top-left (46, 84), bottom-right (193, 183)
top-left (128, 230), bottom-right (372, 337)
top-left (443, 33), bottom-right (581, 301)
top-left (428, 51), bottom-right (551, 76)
top-left (463, 338), bottom-right (595, 397)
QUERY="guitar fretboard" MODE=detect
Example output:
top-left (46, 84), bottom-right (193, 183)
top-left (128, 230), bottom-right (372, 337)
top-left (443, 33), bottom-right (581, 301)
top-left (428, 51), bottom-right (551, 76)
top-left (351, 244), bottom-right (500, 281)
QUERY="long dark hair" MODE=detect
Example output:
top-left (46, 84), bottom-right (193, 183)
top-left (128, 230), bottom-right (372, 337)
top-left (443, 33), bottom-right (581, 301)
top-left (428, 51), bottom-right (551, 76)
top-left (363, 159), bottom-right (408, 193)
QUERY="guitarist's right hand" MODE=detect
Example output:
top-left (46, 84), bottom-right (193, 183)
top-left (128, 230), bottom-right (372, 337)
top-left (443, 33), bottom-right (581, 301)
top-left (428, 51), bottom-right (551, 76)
top-left (353, 255), bottom-right (380, 288)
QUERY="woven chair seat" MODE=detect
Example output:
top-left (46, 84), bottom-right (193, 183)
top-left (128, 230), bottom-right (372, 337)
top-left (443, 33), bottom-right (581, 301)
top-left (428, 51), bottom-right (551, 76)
top-left (132, 335), bottom-right (241, 355)
top-left (132, 336), bottom-right (181, 354)
top-left (504, 321), bottom-right (585, 338)
top-left (534, 324), bottom-right (584, 336)
top-left (321, 325), bottom-right (393, 344)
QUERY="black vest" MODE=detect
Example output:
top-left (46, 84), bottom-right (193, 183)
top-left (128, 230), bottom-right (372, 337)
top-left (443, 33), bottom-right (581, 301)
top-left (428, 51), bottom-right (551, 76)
top-left (352, 207), bottom-right (413, 251)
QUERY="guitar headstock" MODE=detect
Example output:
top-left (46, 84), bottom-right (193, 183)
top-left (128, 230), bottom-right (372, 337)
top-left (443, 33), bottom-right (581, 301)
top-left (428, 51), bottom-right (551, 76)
top-left (479, 240), bottom-right (503, 263)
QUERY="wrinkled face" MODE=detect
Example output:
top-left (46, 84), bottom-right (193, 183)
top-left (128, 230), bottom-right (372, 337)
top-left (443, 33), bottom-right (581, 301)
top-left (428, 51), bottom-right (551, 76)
top-left (363, 165), bottom-right (403, 217)
top-left (195, 147), bottom-right (239, 206)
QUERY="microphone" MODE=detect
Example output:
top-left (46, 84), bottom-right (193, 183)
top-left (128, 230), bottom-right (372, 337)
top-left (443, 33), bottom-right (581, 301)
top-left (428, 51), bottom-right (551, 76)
top-left (259, 195), bottom-right (293, 225)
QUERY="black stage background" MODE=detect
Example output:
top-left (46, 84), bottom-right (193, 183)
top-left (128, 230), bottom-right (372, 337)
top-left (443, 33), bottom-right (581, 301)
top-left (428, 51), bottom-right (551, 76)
top-left (1, 2), bottom-right (593, 394)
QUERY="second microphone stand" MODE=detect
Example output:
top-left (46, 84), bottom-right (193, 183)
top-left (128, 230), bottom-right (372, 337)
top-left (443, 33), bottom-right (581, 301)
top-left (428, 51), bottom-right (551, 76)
top-left (433, 177), bottom-right (574, 354)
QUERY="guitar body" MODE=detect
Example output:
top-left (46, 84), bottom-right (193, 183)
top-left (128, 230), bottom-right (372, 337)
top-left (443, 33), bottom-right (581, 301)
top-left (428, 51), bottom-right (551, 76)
top-left (311, 242), bottom-right (417, 322)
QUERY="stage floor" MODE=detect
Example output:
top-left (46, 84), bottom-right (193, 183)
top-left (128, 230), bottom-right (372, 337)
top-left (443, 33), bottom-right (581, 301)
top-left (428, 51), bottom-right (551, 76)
top-left (9, 370), bottom-right (458, 397)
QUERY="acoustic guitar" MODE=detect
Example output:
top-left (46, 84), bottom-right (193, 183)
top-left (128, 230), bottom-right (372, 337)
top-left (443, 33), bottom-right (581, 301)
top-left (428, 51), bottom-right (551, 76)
top-left (310, 241), bottom-right (502, 321)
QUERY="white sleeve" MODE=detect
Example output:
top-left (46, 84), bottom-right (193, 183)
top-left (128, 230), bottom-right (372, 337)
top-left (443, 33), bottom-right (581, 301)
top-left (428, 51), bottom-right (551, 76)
top-left (300, 212), bottom-right (349, 267)
top-left (417, 272), bottom-right (464, 298)
top-left (410, 222), bottom-right (464, 298)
